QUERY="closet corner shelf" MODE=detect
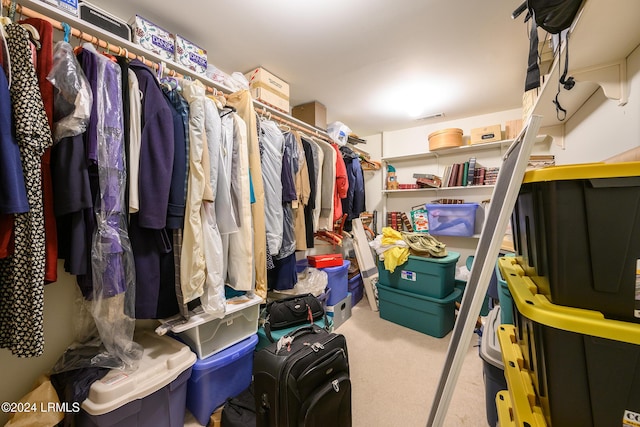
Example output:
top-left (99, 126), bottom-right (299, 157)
top-left (381, 135), bottom-right (552, 163)
top-left (532, 0), bottom-right (640, 127)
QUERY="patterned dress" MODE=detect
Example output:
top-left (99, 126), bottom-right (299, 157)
top-left (0, 24), bottom-right (54, 357)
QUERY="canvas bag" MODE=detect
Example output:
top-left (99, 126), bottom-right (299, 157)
top-left (221, 385), bottom-right (256, 427)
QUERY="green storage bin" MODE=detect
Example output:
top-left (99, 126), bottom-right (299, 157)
top-left (454, 279), bottom-right (490, 317)
top-left (495, 259), bottom-right (514, 324)
top-left (377, 251), bottom-right (460, 299)
top-left (377, 282), bottom-right (461, 338)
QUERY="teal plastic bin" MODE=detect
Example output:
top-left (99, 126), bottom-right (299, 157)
top-left (377, 251), bottom-right (460, 299)
top-left (495, 260), bottom-right (514, 324)
top-left (377, 283), bottom-right (461, 338)
top-left (454, 279), bottom-right (490, 317)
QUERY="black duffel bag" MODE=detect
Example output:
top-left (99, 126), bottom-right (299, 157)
top-left (263, 293), bottom-right (326, 342)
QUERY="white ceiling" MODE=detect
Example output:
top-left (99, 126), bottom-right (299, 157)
top-left (86, 0), bottom-right (530, 136)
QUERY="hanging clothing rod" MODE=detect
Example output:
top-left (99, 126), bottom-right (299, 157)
top-left (255, 106), bottom-right (333, 143)
top-left (2, 0), bottom-right (341, 141)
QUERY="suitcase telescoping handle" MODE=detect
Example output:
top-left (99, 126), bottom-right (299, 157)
top-left (275, 324), bottom-right (325, 353)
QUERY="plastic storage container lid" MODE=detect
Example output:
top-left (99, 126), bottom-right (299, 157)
top-left (82, 330), bottom-right (196, 415)
top-left (522, 161), bottom-right (640, 183)
top-left (498, 257), bottom-right (640, 345)
top-left (404, 251), bottom-right (460, 265)
top-left (319, 259), bottom-right (350, 272)
top-left (190, 334), bottom-right (258, 380)
top-left (480, 306), bottom-right (503, 369)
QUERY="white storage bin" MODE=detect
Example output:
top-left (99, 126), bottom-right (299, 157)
top-left (79, 330), bottom-right (196, 427)
top-left (326, 292), bottom-right (352, 330)
top-left (171, 295), bottom-right (262, 359)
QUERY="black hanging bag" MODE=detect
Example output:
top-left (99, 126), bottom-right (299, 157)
top-left (520, 0), bottom-right (583, 101)
top-left (527, 0), bottom-right (583, 34)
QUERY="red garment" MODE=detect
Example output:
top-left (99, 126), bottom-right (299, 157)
top-left (0, 29), bottom-right (10, 259)
top-left (0, 215), bottom-right (14, 258)
top-left (20, 18), bottom-right (58, 283)
top-left (332, 143), bottom-right (349, 222)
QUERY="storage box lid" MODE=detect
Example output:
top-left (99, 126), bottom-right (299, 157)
top-left (406, 251), bottom-right (460, 265)
top-left (428, 128), bottom-right (463, 140)
top-left (426, 203), bottom-right (479, 211)
top-left (82, 331), bottom-right (196, 415)
top-left (480, 306), bottom-right (504, 369)
top-left (319, 259), bottom-right (350, 272)
top-left (190, 334), bottom-right (258, 377)
top-left (498, 257), bottom-right (640, 345)
top-left (377, 282), bottom-right (462, 304)
top-left (522, 161), bottom-right (640, 183)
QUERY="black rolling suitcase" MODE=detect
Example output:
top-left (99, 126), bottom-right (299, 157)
top-left (253, 324), bottom-right (351, 427)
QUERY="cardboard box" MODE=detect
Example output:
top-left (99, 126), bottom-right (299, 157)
top-left (79, 2), bottom-right (131, 41)
top-left (292, 101), bottom-right (327, 129)
top-left (522, 88), bottom-right (539, 122)
top-left (38, 0), bottom-right (78, 16)
top-left (175, 34), bottom-right (207, 75)
top-left (129, 15), bottom-right (175, 61)
top-left (505, 119), bottom-right (523, 139)
top-left (244, 67), bottom-right (290, 99)
top-left (251, 87), bottom-right (290, 113)
top-left (470, 125), bottom-right (502, 144)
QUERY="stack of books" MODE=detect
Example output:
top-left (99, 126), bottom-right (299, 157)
top-left (386, 211), bottom-right (414, 232)
top-left (441, 157), bottom-right (500, 187)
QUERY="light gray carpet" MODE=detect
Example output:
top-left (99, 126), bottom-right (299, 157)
top-left (337, 297), bottom-right (488, 427)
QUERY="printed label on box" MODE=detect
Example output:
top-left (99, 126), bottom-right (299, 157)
top-left (623, 410), bottom-right (640, 427)
top-left (131, 15), bottom-right (175, 61)
top-left (401, 270), bottom-right (416, 282)
top-left (59, 0), bottom-right (78, 14)
top-left (176, 35), bottom-right (207, 75)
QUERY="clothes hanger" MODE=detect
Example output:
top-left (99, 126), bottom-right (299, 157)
top-left (7, 0), bottom-right (41, 50)
top-left (60, 22), bottom-right (71, 44)
top-left (0, 4), bottom-right (10, 88)
top-left (278, 122), bottom-right (291, 133)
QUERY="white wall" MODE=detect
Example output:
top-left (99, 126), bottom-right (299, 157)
top-left (558, 44), bottom-right (640, 161)
top-left (363, 44), bottom-right (640, 272)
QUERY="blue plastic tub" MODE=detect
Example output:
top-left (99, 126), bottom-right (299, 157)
top-left (321, 260), bottom-right (350, 306)
top-left (186, 334), bottom-right (258, 425)
top-left (296, 259), bottom-right (350, 306)
top-left (426, 203), bottom-right (479, 237)
top-left (348, 273), bottom-right (364, 307)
